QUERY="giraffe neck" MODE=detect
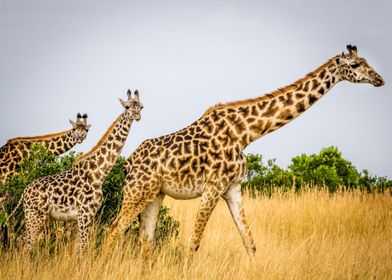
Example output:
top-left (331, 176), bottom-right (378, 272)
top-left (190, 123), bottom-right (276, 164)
top-left (0, 130), bottom-right (77, 183)
top-left (76, 112), bottom-right (133, 184)
top-left (204, 57), bottom-right (342, 150)
top-left (39, 131), bottom-right (78, 155)
top-left (7, 130), bottom-right (77, 156)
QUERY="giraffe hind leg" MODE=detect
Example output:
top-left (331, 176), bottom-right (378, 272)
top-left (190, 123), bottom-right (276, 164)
top-left (139, 194), bottom-right (165, 256)
top-left (102, 185), bottom-right (160, 256)
top-left (223, 184), bottom-right (256, 255)
top-left (23, 211), bottom-right (48, 254)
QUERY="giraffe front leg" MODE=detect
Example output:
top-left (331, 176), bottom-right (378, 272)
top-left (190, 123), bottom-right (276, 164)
top-left (139, 194), bottom-right (165, 257)
top-left (188, 184), bottom-right (220, 260)
top-left (223, 184), bottom-right (256, 255)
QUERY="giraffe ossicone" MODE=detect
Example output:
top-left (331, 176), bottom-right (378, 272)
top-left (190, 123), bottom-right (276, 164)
top-left (20, 90), bottom-right (143, 254)
top-left (102, 45), bottom-right (384, 258)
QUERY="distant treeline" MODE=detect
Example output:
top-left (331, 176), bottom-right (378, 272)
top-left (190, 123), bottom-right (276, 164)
top-left (243, 146), bottom-right (392, 196)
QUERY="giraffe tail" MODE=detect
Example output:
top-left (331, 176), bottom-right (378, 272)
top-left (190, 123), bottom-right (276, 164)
top-left (1, 223), bottom-right (8, 249)
top-left (6, 195), bottom-right (24, 222)
top-left (1, 194), bottom-right (23, 249)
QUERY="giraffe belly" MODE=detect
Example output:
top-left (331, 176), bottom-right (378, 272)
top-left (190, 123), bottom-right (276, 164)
top-left (161, 185), bottom-right (202, 200)
top-left (50, 208), bottom-right (78, 221)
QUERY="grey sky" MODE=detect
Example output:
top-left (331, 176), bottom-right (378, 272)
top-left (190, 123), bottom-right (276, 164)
top-left (1, 0), bottom-right (391, 177)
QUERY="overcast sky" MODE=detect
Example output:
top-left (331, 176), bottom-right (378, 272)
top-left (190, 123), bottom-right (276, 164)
top-left (1, 0), bottom-right (391, 178)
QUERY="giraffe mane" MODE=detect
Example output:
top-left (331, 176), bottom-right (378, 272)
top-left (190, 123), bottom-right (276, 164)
top-left (6, 130), bottom-right (72, 144)
top-left (201, 57), bottom-right (336, 117)
top-left (75, 114), bottom-right (123, 164)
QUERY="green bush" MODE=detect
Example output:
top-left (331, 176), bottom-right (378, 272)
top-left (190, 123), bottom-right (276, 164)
top-left (243, 146), bottom-right (391, 195)
top-left (243, 154), bottom-right (295, 197)
top-left (289, 146), bottom-right (360, 191)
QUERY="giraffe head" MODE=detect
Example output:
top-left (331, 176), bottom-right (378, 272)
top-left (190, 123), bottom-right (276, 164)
top-left (69, 113), bottom-right (91, 143)
top-left (119, 89), bottom-right (143, 121)
top-left (335, 45), bottom-right (384, 87)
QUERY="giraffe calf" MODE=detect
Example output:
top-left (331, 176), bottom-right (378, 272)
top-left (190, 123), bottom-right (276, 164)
top-left (22, 169), bottom-right (102, 253)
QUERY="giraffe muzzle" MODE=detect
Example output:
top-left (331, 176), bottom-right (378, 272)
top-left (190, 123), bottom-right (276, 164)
top-left (371, 73), bottom-right (385, 87)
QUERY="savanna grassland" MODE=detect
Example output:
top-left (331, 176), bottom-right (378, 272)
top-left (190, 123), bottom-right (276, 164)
top-left (0, 189), bottom-right (391, 280)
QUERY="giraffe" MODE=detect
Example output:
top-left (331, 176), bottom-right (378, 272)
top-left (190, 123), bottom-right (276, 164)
top-left (0, 113), bottom-right (91, 185)
top-left (20, 90), bottom-right (143, 253)
top-left (103, 45), bottom-right (384, 258)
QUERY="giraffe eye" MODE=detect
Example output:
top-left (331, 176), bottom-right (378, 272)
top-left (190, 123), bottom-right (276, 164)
top-left (351, 63), bottom-right (360, 69)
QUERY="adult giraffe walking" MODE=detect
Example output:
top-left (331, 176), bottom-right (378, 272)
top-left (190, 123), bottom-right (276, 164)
top-left (103, 45), bottom-right (384, 257)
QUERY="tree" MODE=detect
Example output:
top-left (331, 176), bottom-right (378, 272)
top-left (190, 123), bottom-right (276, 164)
top-left (243, 154), bottom-right (294, 196)
top-left (289, 146), bottom-right (360, 191)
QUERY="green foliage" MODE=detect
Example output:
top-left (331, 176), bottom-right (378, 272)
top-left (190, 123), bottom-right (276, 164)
top-left (359, 169), bottom-right (392, 193)
top-left (243, 146), bottom-right (391, 195)
top-left (99, 156), bottom-right (127, 227)
top-left (289, 146), bottom-right (360, 192)
top-left (243, 154), bottom-right (295, 197)
top-left (154, 206), bottom-right (180, 246)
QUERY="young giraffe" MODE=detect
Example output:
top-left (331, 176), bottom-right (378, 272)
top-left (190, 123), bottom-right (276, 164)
top-left (103, 45), bottom-right (384, 257)
top-left (21, 90), bottom-right (143, 253)
top-left (0, 113), bottom-right (90, 185)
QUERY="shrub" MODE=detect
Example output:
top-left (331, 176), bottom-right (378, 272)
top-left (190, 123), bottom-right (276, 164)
top-left (243, 146), bottom-right (391, 195)
top-left (289, 146), bottom-right (360, 191)
top-left (243, 154), bottom-right (295, 197)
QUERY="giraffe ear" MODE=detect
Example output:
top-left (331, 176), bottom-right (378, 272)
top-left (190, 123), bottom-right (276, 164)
top-left (119, 98), bottom-right (127, 108)
top-left (86, 124), bottom-right (91, 130)
top-left (69, 119), bottom-right (76, 128)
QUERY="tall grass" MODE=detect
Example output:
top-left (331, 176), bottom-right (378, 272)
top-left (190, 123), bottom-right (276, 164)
top-left (0, 189), bottom-right (391, 279)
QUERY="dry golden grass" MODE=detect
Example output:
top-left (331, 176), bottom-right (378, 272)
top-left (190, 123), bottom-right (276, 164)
top-left (1, 189), bottom-right (391, 280)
